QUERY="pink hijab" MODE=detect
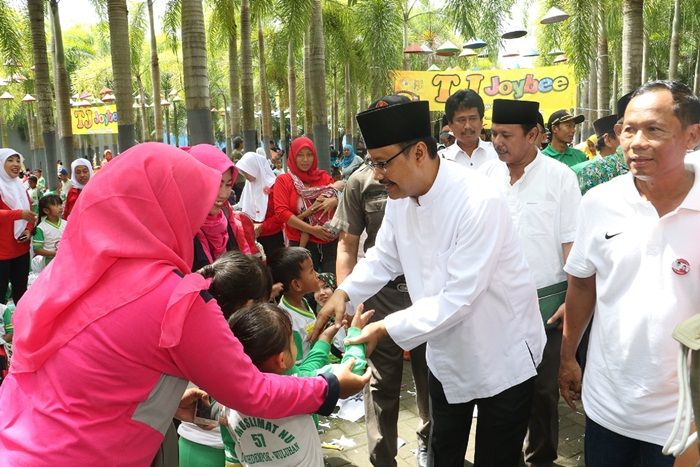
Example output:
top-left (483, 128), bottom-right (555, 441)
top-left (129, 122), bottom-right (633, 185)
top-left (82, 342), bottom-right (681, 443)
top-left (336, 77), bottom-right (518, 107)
top-left (11, 143), bottom-right (220, 372)
top-left (186, 144), bottom-right (254, 256)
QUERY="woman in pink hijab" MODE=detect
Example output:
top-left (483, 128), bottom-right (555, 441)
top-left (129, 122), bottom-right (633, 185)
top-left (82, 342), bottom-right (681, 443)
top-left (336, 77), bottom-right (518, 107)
top-left (0, 143), bottom-right (368, 465)
top-left (185, 144), bottom-right (259, 269)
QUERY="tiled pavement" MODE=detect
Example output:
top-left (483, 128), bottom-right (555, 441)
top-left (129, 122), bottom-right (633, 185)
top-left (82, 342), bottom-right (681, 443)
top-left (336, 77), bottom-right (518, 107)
top-left (319, 361), bottom-right (586, 467)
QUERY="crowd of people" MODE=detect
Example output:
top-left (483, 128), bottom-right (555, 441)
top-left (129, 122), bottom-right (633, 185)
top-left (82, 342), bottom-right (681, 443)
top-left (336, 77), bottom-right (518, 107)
top-left (0, 77), bottom-right (699, 467)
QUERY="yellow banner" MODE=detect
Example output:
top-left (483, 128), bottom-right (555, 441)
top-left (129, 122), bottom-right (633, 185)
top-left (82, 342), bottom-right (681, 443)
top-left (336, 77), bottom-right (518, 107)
top-left (393, 65), bottom-right (577, 126)
top-left (71, 104), bottom-right (119, 135)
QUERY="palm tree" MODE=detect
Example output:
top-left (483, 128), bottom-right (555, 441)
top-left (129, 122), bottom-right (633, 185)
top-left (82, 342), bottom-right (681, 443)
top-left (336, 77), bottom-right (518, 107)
top-left (287, 41), bottom-right (298, 139)
top-left (107, 0), bottom-right (136, 151)
top-left (181, 0), bottom-right (213, 144)
top-left (303, 30), bottom-right (313, 136)
top-left (129, 2), bottom-right (150, 142)
top-left (0, 1), bottom-right (22, 66)
top-left (622, 0), bottom-right (643, 93)
top-left (147, 0), bottom-right (163, 142)
top-left (357, 0), bottom-right (403, 99)
top-left (48, 0), bottom-right (74, 167)
top-left (28, 0), bottom-right (58, 184)
top-left (668, 0), bottom-right (680, 80)
top-left (239, 0), bottom-right (256, 150)
top-left (257, 16), bottom-right (273, 155)
top-left (308, 0), bottom-right (329, 169)
top-left (208, 0), bottom-right (241, 138)
top-left (596, 4), bottom-right (610, 117)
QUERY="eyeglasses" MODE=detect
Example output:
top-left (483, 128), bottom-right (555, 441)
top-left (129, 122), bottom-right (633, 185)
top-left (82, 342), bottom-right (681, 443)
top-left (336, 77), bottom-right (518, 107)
top-left (365, 143), bottom-right (416, 172)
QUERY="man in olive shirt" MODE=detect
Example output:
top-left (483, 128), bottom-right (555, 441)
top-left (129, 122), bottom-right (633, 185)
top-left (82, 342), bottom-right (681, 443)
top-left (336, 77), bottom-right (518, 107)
top-left (543, 110), bottom-right (588, 167)
top-left (329, 163), bottom-right (430, 467)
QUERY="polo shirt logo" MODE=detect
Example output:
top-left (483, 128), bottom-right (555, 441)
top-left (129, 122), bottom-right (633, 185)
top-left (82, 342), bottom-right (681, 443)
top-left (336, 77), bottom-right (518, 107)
top-left (672, 258), bottom-right (690, 276)
top-left (604, 232), bottom-right (622, 239)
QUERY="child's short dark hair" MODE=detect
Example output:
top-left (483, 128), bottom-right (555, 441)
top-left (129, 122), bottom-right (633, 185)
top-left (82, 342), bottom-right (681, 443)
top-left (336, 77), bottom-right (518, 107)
top-left (28, 176), bottom-right (37, 183)
top-left (267, 247), bottom-right (312, 292)
top-left (198, 251), bottom-right (272, 319)
top-left (228, 302), bottom-right (292, 367)
top-left (37, 194), bottom-right (63, 226)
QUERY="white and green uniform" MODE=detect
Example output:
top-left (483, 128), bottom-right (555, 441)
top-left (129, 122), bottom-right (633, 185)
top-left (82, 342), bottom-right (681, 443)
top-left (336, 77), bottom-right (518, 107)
top-left (221, 331), bottom-right (367, 467)
top-left (32, 218), bottom-right (67, 272)
top-left (278, 296), bottom-right (315, 364)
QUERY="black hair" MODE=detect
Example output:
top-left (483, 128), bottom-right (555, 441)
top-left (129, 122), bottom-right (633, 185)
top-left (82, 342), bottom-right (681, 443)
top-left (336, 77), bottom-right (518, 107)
top-left (445, 89), bottom-right (485, 121)
top-left (520, 122), bottom-right (538, 135)
top-left (267, 247), bottom-right (312, 292)
top-left (595, 136), bottom-right (606, 152)
top-left (228, 302), bottom-right (292, 368)
top-left (441, 114), bottom-right (449, 127)
top-left (28, 175), bottom-right (38, 183)
top-left (633, 80), bottom-right (700, 128)
top-left (198, 251), bottom-right (272, 319)
top-left (401, 136), bottom-right (439, 159)
top-left (233, 137), bottom-right (244, 149)
top-left (38, 193), bottom-right (62, 225)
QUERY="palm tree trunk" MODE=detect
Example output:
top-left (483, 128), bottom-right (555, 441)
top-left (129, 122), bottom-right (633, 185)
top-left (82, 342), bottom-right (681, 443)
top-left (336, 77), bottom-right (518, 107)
top-left (309, 0), bottom-right (329, 170)
top-left (344, 60), bottom-right (353, 147)
top-left (622, 0), bottom-right (643, 93)
top-left (181, 0), bottom-right (213, 145)
top-left (641, 32), bottom-right (648, 83)
top-left (137, 75), bottom-right (148, 141)
top-left (258, 17), bottom-right (273, 155)
top-left (597, 7), bottom-right (610, 116)
top-left (694, 46), bottom-right (700, 95)
top-left (287, 41), bottom-right (298, 141)
top-left (278, 87), bottom-right (287, 151)
top-left (147, 0), bottom-right (163, 142)
top-left (668, 0), bottom-right (681, 80)
top-left (240, 0), bottom-right (256, 151)
top-left (612, 60), bottom-right (619, 106)
top-left (303, 30), bottom-right (313, 136)
top-left (49, 0), bottom-right (73, 172)
top-left (107, 0), bottom-right (136, 152)
top-left (332, 67), bottom-right (338, 150)
top-left (228, 23), bottom-right (241, 137)
top-left (588, 62), bottom-right (597, 137)
top-left (28, 0), bottom-right (57, 182)
top-left (402, 6), bottom-right (409, 70)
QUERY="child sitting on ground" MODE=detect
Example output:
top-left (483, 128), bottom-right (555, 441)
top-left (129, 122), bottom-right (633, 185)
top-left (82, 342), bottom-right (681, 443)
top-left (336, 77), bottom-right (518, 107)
top-left (221, 302), bottom-right (370, 467)
top-left (267, 247), bottom-right (321, 363)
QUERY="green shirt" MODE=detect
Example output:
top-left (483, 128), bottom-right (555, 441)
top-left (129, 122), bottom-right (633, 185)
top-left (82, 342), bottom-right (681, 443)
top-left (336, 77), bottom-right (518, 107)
top-left (571, 147), bottom-right (628, 195)
top-left (542, 144), bottom-right (588, 168)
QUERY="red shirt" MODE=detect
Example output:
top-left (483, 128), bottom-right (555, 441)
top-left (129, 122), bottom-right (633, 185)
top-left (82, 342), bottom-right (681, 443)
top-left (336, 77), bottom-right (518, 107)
top-left (63, 187), bottom-right (81, 220)
top-left (273, 172), bottom-right (335, 244)
top-left (259, 185), bottom-right (284, 237)
top-left (0, 197), bottom-right (33, 260)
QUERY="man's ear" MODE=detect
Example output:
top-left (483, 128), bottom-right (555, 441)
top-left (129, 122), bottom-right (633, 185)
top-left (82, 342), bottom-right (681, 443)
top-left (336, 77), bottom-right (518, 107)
top-left (684, 123), bottom-right (700, 151)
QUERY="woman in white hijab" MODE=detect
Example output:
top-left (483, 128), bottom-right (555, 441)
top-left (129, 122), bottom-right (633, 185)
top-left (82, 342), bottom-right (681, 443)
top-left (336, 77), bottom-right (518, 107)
top-left (0, 148), bottom-right (36, 304)
top-left (234, 151), bottom-right (284, 256)
top-left (63, 158), bottom-right (94, 220)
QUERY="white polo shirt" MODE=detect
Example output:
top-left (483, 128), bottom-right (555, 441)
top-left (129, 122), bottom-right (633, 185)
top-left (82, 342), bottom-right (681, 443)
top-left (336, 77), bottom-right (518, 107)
top-left (564, 162), bottom-right (700, 445)
top-left (340, 160), bottom-right (545, 404)
top-left (441, 139), bottom-right (498, 169)
top-left (480, 153), bottom-right (581, 288)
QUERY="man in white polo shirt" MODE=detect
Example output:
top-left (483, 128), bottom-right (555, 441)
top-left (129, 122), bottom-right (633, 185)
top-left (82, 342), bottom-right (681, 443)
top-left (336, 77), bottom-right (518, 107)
top-left (313, 95), bottom-right (545, 466)
top-left (441, 89), bottom-right (498, 169)
top-left (481, 99), bottom-right (581, 467)
top-left (559, 80), bottom-right (700, 467)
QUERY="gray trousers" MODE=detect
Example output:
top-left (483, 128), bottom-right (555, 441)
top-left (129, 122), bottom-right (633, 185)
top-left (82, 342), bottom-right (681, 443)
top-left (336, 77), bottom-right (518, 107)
top-left (363, 281), bottom-right (431, 467)
top-left (524, 327), bottom-right (562, 467)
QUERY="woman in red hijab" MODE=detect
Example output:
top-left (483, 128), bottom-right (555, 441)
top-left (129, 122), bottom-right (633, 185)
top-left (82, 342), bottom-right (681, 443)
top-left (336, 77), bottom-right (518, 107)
top-left (273, 137), bottom-right (339, 272)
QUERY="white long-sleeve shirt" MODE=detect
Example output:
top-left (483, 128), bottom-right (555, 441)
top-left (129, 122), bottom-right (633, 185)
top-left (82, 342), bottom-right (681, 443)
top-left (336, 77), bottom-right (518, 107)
top-left (339, 160), bottom-right (545, 404)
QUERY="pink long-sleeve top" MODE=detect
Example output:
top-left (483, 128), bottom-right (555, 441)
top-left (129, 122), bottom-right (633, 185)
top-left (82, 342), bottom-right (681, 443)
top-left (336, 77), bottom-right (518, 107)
top-left (0, 272), bottom-right (337, 466)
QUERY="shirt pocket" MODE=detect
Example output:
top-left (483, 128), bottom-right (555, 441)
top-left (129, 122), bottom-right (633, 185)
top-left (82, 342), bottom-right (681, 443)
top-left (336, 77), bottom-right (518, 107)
top-left (363, 193), bottom-right (387, 233)
top-left (427, 248), bottom-right (451, 295)
top-left (522, 201), bottom-right (557, 238)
